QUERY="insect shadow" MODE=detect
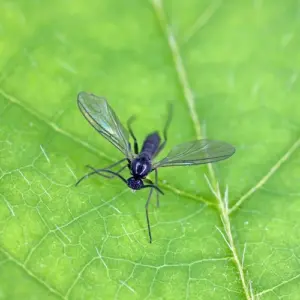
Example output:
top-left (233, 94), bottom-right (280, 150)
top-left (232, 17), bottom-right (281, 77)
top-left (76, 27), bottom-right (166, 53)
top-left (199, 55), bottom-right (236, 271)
top-left (75, 92), bottom-right (235, 243)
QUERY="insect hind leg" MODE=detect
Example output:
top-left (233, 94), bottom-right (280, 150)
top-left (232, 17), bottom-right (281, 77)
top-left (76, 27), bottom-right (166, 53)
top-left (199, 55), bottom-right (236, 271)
top-left (154, 103), bottom-right (173, 157)
top-left (127, 116), bottom-right (139, 154)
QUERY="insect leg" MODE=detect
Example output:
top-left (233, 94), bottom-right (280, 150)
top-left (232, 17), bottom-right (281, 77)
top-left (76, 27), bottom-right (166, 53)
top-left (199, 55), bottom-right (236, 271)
top-left (154, 103), bottom-right (173, 156)
top-left (80, 168), bottom-right (128, 185)
top-left (145, 170), bottom-right (160, 207)
top-left (75, 158), bottom-right (126, 186)
top-left (142, 178), bottom-right (164, 243)
top-left (86, 164), bottom-right (127, 179)
top-left (145, 187), bottom-right (154, 243)
top-left (154, 169), bottom-right (159, 208)
top-left (127, 116), bottom-right (139, 154)
top-left (99, 158), bottom-right (127, 170)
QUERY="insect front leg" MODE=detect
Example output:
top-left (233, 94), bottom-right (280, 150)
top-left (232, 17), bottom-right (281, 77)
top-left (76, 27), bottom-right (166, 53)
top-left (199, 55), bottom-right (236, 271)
top-left (144, 169), bottom-right (160, 208)
top-left (154, 169), bottom-right (159, 208)
top-left (75, 158), bottom-right (127, 186)
top-left (145, 186), bottom-right (154, 243)
top-left (86, 164), bottom-right (127, 179)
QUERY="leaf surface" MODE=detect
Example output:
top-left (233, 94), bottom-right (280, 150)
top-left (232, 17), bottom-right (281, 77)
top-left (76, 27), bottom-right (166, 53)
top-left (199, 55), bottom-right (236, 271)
top-left (0, 1), bottom-right (299, 299)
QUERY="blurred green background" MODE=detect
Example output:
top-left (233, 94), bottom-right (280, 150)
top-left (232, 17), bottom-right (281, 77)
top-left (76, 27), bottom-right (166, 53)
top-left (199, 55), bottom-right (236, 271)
top-left (1, 0), bottom-right (300, 299)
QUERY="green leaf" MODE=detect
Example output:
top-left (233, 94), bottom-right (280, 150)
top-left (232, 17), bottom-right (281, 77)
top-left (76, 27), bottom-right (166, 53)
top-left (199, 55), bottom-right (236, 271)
top-left (0, 0), bottom-right (299, 299)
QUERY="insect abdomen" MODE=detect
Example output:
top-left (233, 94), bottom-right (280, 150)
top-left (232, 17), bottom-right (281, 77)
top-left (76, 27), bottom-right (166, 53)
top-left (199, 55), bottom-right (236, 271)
top-left (141, 132), bottom-right (161, 158)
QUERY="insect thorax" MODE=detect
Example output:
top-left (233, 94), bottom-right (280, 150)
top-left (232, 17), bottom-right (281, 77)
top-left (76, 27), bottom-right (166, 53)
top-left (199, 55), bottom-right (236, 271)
top-left (131, 154), bottom-right (152, 178)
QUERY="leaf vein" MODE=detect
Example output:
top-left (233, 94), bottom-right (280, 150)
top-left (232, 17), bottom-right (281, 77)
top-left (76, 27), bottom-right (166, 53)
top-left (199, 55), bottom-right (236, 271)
top-left (152, 2), bottom-right (252, 299)
top-left (230, 136), bottom-right (300, 214)
top-left (0, 246), bottom-right (65, 299)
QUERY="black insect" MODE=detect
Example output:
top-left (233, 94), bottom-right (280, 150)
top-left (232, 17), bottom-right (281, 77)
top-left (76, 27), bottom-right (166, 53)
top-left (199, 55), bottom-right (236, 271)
top-left (76, 92), bottom-right (235, 243)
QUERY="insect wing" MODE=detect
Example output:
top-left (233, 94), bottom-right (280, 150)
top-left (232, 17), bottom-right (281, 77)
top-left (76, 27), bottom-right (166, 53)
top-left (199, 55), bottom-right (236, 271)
top-left (153, 139), bottom-right (235, 168)
top-left (77, 92), bottom-right (133, 159)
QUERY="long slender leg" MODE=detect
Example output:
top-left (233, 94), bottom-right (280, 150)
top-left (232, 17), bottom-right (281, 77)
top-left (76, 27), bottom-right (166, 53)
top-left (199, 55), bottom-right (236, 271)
top-left (143, 176), bottom-right (165, 243)
top-left (144, 170), bottom-right (161, 208)
top-left (75, 165), bottom-right (127, 186)
top-left (82, 167), bottom-right (128, 185)
top-left (127, 116), bottom-right (139, 154)
top-left (75, 158), bottom-right (126, 186)
top-left (154, 169), bottom-right (159, 208)
top-left (100, 158), bottom-right (127, 170)
top-left (145, 187), bottom-right (154, 243)
top-left (155, 103), bottom-right (173, 157)
top-left (86, 164), bottom-right (127, 179)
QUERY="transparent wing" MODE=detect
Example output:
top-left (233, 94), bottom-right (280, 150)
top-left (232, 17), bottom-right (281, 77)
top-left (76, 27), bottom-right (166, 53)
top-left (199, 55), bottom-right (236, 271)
top-left (153, 139), bottom-right (235, 168)
top-left (77, 92), bottom-right (133, 159)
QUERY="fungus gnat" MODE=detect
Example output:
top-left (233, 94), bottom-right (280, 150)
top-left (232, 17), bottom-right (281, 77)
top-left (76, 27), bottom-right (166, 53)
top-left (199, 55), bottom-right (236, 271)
top-left (76, 92), bottom-right (235, 243)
